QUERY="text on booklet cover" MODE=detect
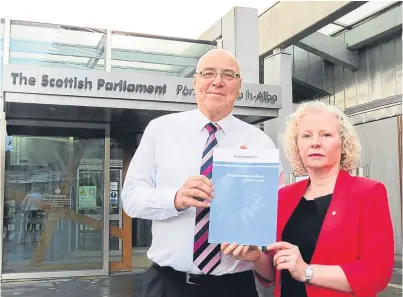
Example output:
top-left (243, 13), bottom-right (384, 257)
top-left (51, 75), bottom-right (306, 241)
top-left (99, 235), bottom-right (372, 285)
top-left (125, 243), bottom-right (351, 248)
top-left (208, 148), bottom-right (279, 246)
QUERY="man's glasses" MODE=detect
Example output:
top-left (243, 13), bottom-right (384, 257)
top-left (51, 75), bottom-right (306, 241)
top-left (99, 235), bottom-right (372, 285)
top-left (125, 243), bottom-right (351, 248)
top-left (196, 68), bottom-right (241, 81)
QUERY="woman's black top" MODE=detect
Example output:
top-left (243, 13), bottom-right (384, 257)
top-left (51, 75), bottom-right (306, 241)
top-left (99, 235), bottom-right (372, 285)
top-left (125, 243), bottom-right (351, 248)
top-left (280, 194), bottom-right (332, 297)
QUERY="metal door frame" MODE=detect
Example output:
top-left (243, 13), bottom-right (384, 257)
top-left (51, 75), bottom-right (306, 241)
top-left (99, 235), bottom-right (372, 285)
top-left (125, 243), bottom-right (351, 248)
top-left (0, 119), bottom-right (110, 280)
top-left (108, 167), bottom-right (123, 256)
top-left (73, 163), bottom-right (104, 257)
top-left (72, 166), bottom-right (123, 258)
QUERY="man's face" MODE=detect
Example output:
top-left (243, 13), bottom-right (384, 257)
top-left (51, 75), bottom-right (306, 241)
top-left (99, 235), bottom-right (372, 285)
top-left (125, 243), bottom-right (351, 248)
top-left (193, 51), bottom-right (242, 121)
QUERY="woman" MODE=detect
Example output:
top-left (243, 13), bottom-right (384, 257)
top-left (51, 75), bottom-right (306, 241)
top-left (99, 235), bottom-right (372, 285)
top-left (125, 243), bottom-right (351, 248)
top-left (221, 101), bottom-right (394, 297)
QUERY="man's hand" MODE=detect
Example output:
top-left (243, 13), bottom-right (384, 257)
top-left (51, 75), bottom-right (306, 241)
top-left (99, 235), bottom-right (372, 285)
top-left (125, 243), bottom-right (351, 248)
top-left (174, 175), bottom-right (214, 210)
top-left (174, 145), bottom-right (246, 211)
top-left (221, 243), bottom-right (262, 262)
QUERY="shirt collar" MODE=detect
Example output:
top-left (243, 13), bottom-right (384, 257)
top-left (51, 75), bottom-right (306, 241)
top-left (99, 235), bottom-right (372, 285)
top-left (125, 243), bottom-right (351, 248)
top-left (194, 108), bottom-right (234, 134)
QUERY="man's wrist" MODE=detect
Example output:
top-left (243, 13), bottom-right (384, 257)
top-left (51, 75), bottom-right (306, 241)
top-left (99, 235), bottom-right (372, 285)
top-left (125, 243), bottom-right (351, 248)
top-left (254, 250), bottom-right (265, 263)
top-left (252, 251), bottom-right (274, 283)
top-left (253, 269), bottom-right (274, 283)
top-left (173, 191), bottom-right (184, 211)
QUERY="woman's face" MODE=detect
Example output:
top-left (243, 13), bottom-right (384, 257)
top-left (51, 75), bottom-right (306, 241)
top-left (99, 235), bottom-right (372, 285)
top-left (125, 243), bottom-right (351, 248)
top-left (297, 109), bottom-right (342, 173)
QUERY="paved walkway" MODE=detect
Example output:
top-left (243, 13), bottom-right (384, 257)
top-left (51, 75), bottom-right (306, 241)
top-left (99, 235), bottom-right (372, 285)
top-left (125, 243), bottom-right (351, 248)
top-left (0, 273), bottom-right (143, 297)
top-left (0, 268), bottom-right (401, 297)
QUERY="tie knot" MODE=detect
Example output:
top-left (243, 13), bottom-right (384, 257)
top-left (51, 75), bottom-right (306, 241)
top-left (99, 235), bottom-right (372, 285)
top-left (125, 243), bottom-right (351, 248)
top-left (205, 122), bottom-right (219, 134)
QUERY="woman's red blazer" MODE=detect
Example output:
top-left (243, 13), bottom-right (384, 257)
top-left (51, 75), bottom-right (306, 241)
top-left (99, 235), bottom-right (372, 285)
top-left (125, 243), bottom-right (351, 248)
top-left (267, 169), bottom-right (394, 297)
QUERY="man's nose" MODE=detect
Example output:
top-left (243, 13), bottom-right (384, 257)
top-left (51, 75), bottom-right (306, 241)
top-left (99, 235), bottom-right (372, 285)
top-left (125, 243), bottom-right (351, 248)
top-left (212, 74), bottom-right (224, 87)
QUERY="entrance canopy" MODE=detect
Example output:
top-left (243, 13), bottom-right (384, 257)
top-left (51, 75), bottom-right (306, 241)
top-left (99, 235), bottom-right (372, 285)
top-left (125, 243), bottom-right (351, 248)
top-left (2, 64), bottom-right (281, 131)
top-left (1, 17), bottom-right (281, 135)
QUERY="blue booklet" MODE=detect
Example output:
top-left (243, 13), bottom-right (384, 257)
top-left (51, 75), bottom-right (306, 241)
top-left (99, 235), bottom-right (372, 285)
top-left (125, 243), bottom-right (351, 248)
top-left (208, 148), bottom-right (279, 246)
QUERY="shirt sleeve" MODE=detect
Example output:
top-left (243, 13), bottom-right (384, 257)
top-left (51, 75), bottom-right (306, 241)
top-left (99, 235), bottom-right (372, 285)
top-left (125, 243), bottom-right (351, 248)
top-left (121, 119), bottom-right (180, 220)
top-left (254, 269), bottom-right (275, 288)
top-left (339, 182), bottom-right (394, 297)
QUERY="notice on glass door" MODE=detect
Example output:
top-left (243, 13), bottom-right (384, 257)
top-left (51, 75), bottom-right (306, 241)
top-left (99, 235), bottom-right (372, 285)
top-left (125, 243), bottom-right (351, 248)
top-left (46, 188), bottom-right (71, 209)
top-left (79, 186), bottom-right (97, 209)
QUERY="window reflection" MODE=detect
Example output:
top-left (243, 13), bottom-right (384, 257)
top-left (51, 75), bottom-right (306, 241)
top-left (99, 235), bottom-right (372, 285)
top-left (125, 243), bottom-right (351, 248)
top-left (9, 21), bottom-right (106, 70)
top-left (111, 33), bottom-right (216, 76)
top-left (2, 134), bottom-right (105, 273)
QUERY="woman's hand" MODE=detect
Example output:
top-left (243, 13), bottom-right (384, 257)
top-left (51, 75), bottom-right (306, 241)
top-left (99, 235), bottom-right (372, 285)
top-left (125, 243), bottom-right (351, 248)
top-left (221, 243), bottom-right (262, 262)
top-left (266, 241), bottom-right (308, 282)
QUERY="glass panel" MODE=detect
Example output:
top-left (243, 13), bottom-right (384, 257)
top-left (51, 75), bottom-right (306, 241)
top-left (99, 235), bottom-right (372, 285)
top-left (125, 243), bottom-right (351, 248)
top-left (336, 1), bottom-right (395, 25)
top-left (9, 21), bottom-right (106, 70)
top-left (317, 23), bottom-right (344, 35)
top-left (2, 128), bottom-right (106, 273)
top-left (111, 33), bottom-right (216, 77)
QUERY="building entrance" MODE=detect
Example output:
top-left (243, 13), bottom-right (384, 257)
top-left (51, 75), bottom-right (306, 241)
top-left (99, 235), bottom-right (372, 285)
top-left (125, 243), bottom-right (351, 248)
top-left (1, 117), bottom-right (159, 278)
top-left (1, 80), bottom-right (281, 280)
top-left (2, 122), bottom-right (110, 278)
top-left (0, 82), bottom-right (281, 279)
top-left (0, 17), bottom-right (282, 279)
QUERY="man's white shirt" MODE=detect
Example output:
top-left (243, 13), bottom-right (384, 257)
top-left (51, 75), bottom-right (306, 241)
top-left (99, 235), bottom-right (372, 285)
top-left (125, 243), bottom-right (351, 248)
top-left (122, 108), bottom-right (278, 275)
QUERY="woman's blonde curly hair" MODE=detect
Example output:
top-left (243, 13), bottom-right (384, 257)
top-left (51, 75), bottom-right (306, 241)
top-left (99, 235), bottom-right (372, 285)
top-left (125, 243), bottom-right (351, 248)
top-left (279, 101), bottom-right (361, 176)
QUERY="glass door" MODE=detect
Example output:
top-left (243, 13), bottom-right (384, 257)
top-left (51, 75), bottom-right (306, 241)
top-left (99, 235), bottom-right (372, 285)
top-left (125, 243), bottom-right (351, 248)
top-left (71, 165), bottom-right (104, 258)
top-left (1, 123), bottom-right (109, 278)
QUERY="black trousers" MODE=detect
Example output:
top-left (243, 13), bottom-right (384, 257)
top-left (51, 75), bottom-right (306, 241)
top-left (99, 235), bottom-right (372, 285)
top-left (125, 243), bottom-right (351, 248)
top-left (141, 263), bottom-right (259, 297)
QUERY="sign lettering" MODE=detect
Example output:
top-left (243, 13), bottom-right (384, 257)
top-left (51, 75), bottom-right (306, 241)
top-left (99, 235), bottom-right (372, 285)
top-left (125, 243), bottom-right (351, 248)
top-left (3, 65), bottom-right (281, 109)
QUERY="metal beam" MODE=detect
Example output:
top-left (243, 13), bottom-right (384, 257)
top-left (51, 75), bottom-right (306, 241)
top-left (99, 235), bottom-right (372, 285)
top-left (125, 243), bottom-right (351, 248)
top-left (345, 5), bottom-right (402, 50)
top-left (178, 66), bottom-right (196, 78)
top-left (112, 50), bottom-right (199, 68)
top-left (332, 21), bottom-right (352, 29)
top-left (87, 33), bottom-right (106, 69)
top-left (344, 94), bottom-right (402, 116)
top-left (10, 43), bottom-right (200, 69)
top-left (104, 29), bottom-right (112, 72)
top-left (296, 32), bottom-right (359, 71)
top-left (258, 1), bottom-right (366, 57)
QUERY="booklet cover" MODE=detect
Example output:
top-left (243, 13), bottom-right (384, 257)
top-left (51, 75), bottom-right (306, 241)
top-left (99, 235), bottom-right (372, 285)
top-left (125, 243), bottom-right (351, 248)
top-left (208, 148), bottom-right (279, 246)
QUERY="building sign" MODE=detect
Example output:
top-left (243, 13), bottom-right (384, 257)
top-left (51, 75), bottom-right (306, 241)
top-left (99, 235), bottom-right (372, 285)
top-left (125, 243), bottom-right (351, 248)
top-left (2, 65), bottom-right (281, 109)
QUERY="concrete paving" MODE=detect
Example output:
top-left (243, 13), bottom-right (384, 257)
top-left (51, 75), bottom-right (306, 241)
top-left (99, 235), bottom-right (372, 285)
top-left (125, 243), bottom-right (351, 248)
top-left (0, 268), bottom-right (401, 297)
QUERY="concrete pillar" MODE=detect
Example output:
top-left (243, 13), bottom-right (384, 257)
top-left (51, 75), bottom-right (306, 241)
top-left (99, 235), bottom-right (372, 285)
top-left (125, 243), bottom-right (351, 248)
top-left (0, 111), bottom-right (6, 275)
top-left (1, 17), bottom-right (11, 113)
top-left (263, 49), bottom-right (294, 179)
top-left (221, 7), bottom-right (259, 83)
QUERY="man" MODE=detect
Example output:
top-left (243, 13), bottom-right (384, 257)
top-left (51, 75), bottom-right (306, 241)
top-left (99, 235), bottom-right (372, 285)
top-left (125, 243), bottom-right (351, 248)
top-left (122, 49), bottom-right (277, 297)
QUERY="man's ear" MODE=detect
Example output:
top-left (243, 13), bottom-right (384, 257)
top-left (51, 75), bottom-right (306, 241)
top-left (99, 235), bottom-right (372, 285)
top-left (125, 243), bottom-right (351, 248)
top-left (237, 77), bottom-right (243, 97)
